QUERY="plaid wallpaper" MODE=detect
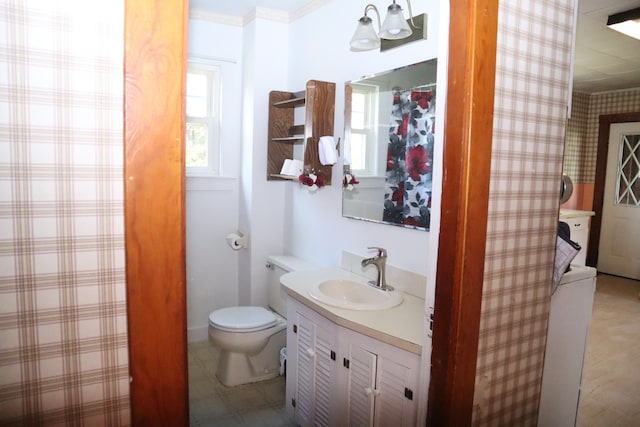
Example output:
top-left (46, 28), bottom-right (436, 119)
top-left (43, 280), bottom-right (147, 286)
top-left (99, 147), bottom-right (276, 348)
top-left (473, 0), bottom-right (575, 425)
top-left (0, 1), bottom-right (130, 425)
top-left (563, 91), bottom-right (589, 182)
top-left (577, 88), bottom-right (640, 183)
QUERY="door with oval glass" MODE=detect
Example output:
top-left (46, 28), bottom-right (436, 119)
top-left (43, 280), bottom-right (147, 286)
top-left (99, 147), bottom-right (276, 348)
top-left (598, 122), bottom-right (640, 279)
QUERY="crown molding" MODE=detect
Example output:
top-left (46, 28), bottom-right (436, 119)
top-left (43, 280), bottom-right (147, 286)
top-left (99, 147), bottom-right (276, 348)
top-left (189, 9), bottom-right (243, 26)
top-left (590, 86), bottom-right (640, 96)
top-left (189, 1), bottom-right (332, 26)
top-left (290, 0), bottom-right (331, 21)
top-left (245, 7), bottom-right (290, 25)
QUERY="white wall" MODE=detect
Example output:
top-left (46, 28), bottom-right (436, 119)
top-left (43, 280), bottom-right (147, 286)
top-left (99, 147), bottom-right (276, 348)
top-left (239, 16), bottom-right (291, 308)
top-left (285, 1), bottom-right (439, 273)
top-left (186, 19), bottom-right (244, 341)
top-left (186, 1), bottom-right (443, 340)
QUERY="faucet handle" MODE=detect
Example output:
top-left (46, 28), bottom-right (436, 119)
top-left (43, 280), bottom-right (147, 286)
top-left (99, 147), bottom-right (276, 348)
top-left (367, 246), bottom-right (387, 258)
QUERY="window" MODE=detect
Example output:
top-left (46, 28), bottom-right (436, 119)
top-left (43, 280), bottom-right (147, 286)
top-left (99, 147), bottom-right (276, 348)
top-left (615, 132), bottom-right (640, 206)
top-left (350, 84), bottom-right (378, 176)
top-left (186, 60), bottom-right (221, 176)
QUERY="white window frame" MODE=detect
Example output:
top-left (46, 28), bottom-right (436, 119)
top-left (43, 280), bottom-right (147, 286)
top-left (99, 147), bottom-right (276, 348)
top-left (350, 84), bottom-right (379, 176)
top-left (186, 58), bottom-right (222, 177)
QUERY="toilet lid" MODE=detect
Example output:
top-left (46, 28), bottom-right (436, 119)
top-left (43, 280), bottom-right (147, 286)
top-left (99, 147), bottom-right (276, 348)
top-left (208, 306), bottom-right (278, 332)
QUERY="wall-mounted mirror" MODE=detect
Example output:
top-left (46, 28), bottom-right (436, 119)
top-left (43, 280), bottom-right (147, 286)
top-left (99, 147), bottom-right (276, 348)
top-left (343, 59), bottom-right (437, 230)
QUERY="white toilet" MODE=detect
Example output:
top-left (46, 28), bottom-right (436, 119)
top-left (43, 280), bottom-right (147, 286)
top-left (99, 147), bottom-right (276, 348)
top-left (208, 255), bottom-right (315, 387)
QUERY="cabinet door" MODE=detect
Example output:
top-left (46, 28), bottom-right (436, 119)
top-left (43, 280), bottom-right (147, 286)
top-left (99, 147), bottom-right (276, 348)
top-left (374, 355), bottom-right (416, 427)
top-left (294, 311), bottom-right (315, 426)
top-left (291, 308), bottom-right (338, 427)
top-left (345, 334), bottom-right (419, 427)
top-left (346, 346), bottom-right (377, 427)
top-left (314, 319), bottom-right (336, 426)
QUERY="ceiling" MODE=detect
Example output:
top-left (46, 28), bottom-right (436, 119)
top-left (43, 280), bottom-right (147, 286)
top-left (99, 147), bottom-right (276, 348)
top-left (573, 0), bottom-right (640, 93)
top-left (190, 0), bottom-right (640, 93)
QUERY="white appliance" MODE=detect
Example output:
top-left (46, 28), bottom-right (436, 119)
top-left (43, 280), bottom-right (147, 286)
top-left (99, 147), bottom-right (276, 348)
top-left (559, 210), bottom-right (595, 266)
top-left (538, 265), bottom-right (597, 427)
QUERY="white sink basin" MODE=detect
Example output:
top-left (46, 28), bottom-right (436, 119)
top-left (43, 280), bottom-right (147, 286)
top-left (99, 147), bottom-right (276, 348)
top-left (308, 279), bottom-right (403, 310)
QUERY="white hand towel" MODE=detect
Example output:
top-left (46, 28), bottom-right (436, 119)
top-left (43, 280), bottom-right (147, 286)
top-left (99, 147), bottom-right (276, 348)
top-left (319, 136), bottom-right (337, 166)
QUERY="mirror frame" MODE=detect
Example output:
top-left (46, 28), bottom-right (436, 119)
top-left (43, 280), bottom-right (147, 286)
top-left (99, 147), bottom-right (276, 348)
top-left (342, 59), bottom-right (438, 231)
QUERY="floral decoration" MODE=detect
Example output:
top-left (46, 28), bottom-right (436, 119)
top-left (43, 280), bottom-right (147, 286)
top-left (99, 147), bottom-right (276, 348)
top-left (343, 173), bottom-right (359, 191)
top-left (298, 171), bottom-right (325, 192)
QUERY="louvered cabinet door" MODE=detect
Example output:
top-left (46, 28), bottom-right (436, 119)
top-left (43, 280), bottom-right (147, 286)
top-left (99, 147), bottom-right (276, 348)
top-left (343, 330), bottom-right (420, 427)
top-left (346, 345), bottom-right (377, 427)
top-left (374, 355), bottom-right (417, 427)
top-left (294, 311), bottom-right (316, 427)
top-left (287, 300), bottom-right (339, 427)
top-left (313, 322), bottom-right (336, 426)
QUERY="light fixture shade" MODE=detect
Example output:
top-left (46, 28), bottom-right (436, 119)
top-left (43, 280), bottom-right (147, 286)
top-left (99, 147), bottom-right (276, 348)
top-left (607, 7), bottom-right (640, 41)
top-left (350, 16), bottom-right (380, 51)
top-left (380, 3), bottom-right (412, 40)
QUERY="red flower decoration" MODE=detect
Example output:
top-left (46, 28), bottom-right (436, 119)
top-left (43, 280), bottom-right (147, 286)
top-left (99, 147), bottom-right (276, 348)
top-left (298, 171), bottom-right (325, 190)
top-left (403, 217), bottom-right (422, 227)
top-left (387, 151), bottom-right (395, 171)
top-left (391, 183), bottom-right (405, 204)
top-left (299, 174), bottom-right (314, 186)
top-left (398, 114), bottom-right (409, 138)
top-left (406, 145), bottom-right (430, 181)
top-left (412, 91), bottom-right (432, 109)
top-left (343, 173), bottom-right (359, 190)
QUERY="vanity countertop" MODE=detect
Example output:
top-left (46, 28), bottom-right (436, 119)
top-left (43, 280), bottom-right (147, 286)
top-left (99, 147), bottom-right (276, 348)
top-left (559, 209), bottom-right (595, 219)
top-left (280, 268), bottom-right (424, 355)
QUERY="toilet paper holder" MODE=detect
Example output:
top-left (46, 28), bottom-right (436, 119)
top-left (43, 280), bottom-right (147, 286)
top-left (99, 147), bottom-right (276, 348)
top-left (226, 231), bottom-right (248, 250)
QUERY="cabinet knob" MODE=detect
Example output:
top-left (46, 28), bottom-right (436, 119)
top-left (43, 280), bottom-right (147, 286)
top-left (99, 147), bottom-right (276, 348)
top-left (305, 348), bottom-right (315, 358)
top-left (364, 387), bottom-right (380, 397)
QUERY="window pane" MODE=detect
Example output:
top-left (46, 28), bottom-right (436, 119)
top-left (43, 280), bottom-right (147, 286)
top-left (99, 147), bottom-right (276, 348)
top-left (186, 122), bottom-right (208, 167)
top-left (186, 73), bottom-right (208, 118)
top-left (616, 134), bottom-right (640, 206)
top-left (351, 134), bottom-right (366, 170)
top-left (352, 92), bottom-right (365, 112)
top-left (351, 111), bottom-right (365, 129)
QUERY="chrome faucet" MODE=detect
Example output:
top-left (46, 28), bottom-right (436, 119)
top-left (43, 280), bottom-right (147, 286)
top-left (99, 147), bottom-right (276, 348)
top-left (361, 247), bottom-right (394, 291)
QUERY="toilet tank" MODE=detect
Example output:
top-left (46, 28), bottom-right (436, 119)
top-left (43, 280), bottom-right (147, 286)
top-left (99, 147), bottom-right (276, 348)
top-left (266, 255), bottom-right (316, 317)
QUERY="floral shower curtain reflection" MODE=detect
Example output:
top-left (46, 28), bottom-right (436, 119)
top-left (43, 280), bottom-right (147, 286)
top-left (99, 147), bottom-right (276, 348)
top-left (383, 89), bottom-right (435, 229)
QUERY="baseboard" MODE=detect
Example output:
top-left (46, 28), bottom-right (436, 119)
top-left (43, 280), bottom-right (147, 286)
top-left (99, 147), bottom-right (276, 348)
top-left (188, 325), bottom-right (209, 343)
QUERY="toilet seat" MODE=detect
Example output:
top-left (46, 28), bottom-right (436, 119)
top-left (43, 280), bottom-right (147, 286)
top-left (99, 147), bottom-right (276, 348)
top-left (209, 306), bottom-right (278, 332)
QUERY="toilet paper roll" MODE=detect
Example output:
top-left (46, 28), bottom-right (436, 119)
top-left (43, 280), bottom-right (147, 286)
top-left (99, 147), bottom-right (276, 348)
top-left (226, 233), bottom-right (246, 250)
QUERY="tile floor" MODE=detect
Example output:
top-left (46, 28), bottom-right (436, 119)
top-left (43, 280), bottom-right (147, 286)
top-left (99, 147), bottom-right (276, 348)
top-left (188, 273), bottom-right (639, 426)
top-left (576, 273), bottom-right (640, 427)
top-left (188, 340), bottom-right (296, 427)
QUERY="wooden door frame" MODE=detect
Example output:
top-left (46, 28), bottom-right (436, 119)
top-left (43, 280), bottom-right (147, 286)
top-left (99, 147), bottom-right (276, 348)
top-left (122, 0), bottom-right (498, 425)
top-left (124, 0), bottom-right (189, 425)
top-left (587, 112), bottom-right (640, 267)
top-left (427, 0), bottom-right (498, 425)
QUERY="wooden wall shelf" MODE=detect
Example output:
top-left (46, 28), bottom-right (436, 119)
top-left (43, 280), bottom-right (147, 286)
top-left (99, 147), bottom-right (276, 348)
top-left (267, 80), bottom-right (336, 183)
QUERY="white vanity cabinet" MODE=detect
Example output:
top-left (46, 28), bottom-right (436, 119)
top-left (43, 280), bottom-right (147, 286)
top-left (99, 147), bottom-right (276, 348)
top-left (286, 299), bottom-right (340, 426)
top-left (343, 330), bottom-right (419, 427)
top-left (286, 298), bottom-right (420, 427)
